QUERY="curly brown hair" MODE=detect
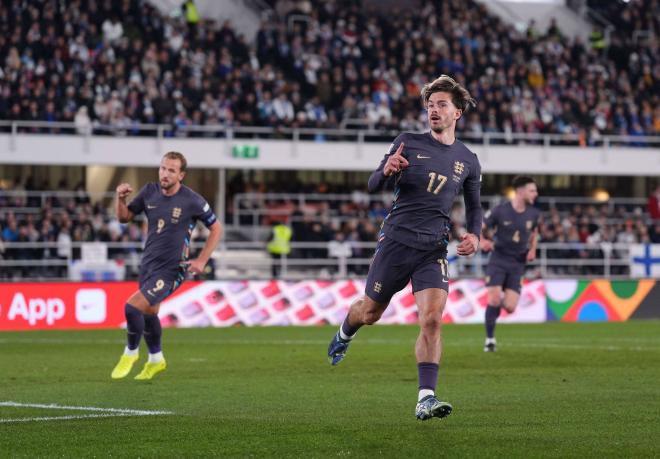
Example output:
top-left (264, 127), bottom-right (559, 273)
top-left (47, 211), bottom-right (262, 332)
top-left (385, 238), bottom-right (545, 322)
top-left (420, 75), bottom-right (476, 113)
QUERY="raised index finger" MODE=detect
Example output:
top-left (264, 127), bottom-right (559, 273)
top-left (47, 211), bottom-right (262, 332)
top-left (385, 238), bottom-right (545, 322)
top-left (393, 142), bottom-right (405, 156)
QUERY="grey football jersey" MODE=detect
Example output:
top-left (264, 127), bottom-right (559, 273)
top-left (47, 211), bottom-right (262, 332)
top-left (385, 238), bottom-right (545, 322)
top-left (485, 201), bottom-right (540, 264)
top-left (128, 183), bottom-right (217, 271)
top-left (369, 132), bottom-right (482, 250)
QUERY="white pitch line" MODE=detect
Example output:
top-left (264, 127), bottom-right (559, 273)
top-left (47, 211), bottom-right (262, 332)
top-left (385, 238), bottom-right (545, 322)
top-left (0, 401), bottom-right (172, 424)
top-left (0, 401), bottom-right (173, 415)
top-left (0, 413), bottom-right (148, 424)
top-left (0, 338), bottom-right (123, 345)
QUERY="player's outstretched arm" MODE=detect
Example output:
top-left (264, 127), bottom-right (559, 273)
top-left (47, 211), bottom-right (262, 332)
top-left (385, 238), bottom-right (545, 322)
top-left (115, 183), bottom-right (134, 223)
top-left (187, 221), bottom-right (223, 275)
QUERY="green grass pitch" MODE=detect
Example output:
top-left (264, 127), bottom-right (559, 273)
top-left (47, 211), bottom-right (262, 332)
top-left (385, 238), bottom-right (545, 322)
top-left (1, 322), bottom-right (659, 458)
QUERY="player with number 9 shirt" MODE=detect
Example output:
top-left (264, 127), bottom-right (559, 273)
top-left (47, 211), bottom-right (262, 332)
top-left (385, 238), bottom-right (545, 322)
top-left (110, 151), bottom-right (222, 380)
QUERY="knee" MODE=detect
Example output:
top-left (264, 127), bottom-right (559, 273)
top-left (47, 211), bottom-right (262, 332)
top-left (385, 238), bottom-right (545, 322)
top-left (503, 301), bottom-right (517, 314)
top-left (419, 313), bottom-right (442, 334)
top-left (354, 296), bottom-right (385, 325)
top-left (487, 292), bottom-right (501, 305)
top-left (362, 309), bottom-right (383, 325)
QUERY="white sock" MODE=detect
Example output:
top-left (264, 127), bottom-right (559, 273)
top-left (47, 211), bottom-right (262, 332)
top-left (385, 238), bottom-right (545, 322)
top-left (124, 346), bottom-right (138, 357)
top-left (485, 337), bottom-right (497, 345)
top-left (418, 389), bottom-right (434, 401)
top-left (339, 328), bottom-right (355, 341)
top-left (148, 351), bottom-right (164, 363)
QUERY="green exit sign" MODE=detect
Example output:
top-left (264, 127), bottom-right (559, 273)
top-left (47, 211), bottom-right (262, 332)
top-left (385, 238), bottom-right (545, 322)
top-left (232, 145), bottom-right (259, 159)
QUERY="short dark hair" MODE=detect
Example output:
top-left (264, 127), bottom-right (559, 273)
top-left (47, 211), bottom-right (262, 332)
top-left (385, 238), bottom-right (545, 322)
top-left (512, 175), bottom-right (535, 189)
top-left (163, 151), bottom-right (187, 172)
top-left (420, 75), bottom-right (476, 112)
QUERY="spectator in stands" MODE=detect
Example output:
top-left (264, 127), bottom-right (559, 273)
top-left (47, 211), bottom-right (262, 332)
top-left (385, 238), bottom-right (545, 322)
top-left (183, 0), bottom-right (201, 36)
top-left (57, 220), bottom-right (72, 262)
top-left (617, 220), bottom-right (639, 245)
top-left (648, 184), bottom-right (660, 220)
top-left (328, 231), bottom-right (352, 274)
top-left (102, 15), bottom-right (124, 44)
top-left (267, 220), bottom-right (292, 277)
top-left (2, 216), bottom-right (18, 243)
top-left (650, 222), bottom-right (660, 243)
top-left (75, 106), bottom-right (92, 135)
top-left (306, 222), bottom-right (330, 260)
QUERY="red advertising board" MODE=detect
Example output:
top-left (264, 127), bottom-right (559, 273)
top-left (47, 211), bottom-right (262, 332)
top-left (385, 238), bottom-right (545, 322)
top-left (0, 279), bottom-right (550, 330)
top-left (0, 282), bottom-right (198, 331)
top-left (2, 279), bottom-right (656, 330)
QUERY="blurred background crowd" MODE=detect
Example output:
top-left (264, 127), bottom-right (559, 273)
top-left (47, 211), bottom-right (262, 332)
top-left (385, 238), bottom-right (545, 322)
top-left (1, 176), bottom-right (658, 279)
top-left (0, 0), bottom-right (657, 140)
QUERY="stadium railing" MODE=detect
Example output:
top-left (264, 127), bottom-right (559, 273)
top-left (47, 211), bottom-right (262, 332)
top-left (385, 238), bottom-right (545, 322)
top-left (1, 191), bottom-right (647, 213)
top-left (0, 240), bottom-right (640, 281)
top-left (2, 120), bottom-right (659, 151)
top-left (0, 190), bottom-right (648, 235)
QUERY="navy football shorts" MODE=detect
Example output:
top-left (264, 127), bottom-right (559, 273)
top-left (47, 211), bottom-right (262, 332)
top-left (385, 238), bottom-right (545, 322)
top-left (485, 261), bottom-right (524, 294)
top-left (139, 265), bottom-right (187, 306)
top-left (365, 236), bottom-right (449, 304)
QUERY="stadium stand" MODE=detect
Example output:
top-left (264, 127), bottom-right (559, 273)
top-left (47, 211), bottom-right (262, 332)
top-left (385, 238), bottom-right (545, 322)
top-left (0, 182), bottom-right (656, 280)
top-left (0, 0), bottom-right (657, 139)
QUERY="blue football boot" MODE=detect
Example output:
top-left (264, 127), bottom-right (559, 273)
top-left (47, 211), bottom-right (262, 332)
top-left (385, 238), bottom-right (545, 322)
top-left (327, 332), bottom-right (350, 366)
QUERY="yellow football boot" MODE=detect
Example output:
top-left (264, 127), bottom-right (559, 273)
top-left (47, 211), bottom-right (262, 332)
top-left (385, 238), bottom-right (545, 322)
top-left (134, 360), bottom-right (167, 380)
top-left (111, 354), bottom-right (139, 379)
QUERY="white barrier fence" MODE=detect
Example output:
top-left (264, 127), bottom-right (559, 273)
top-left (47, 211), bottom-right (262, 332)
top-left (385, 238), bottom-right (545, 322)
top-left (0, 241), bottom-right (657, 281)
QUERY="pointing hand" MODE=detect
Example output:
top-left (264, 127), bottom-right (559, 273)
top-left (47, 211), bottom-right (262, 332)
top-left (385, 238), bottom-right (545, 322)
top-left (384, 142), bottom-right (409, 177)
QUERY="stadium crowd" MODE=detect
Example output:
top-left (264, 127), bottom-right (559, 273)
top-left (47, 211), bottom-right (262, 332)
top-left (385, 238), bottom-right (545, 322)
top-left (1, 179), bottom-right (658, 279)
top-left (0, 0), bottom-right (657, 141)
top-left (250, 185), bottom-right (659, 275)
top-left (0, 180), bottom-right (144, 278)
